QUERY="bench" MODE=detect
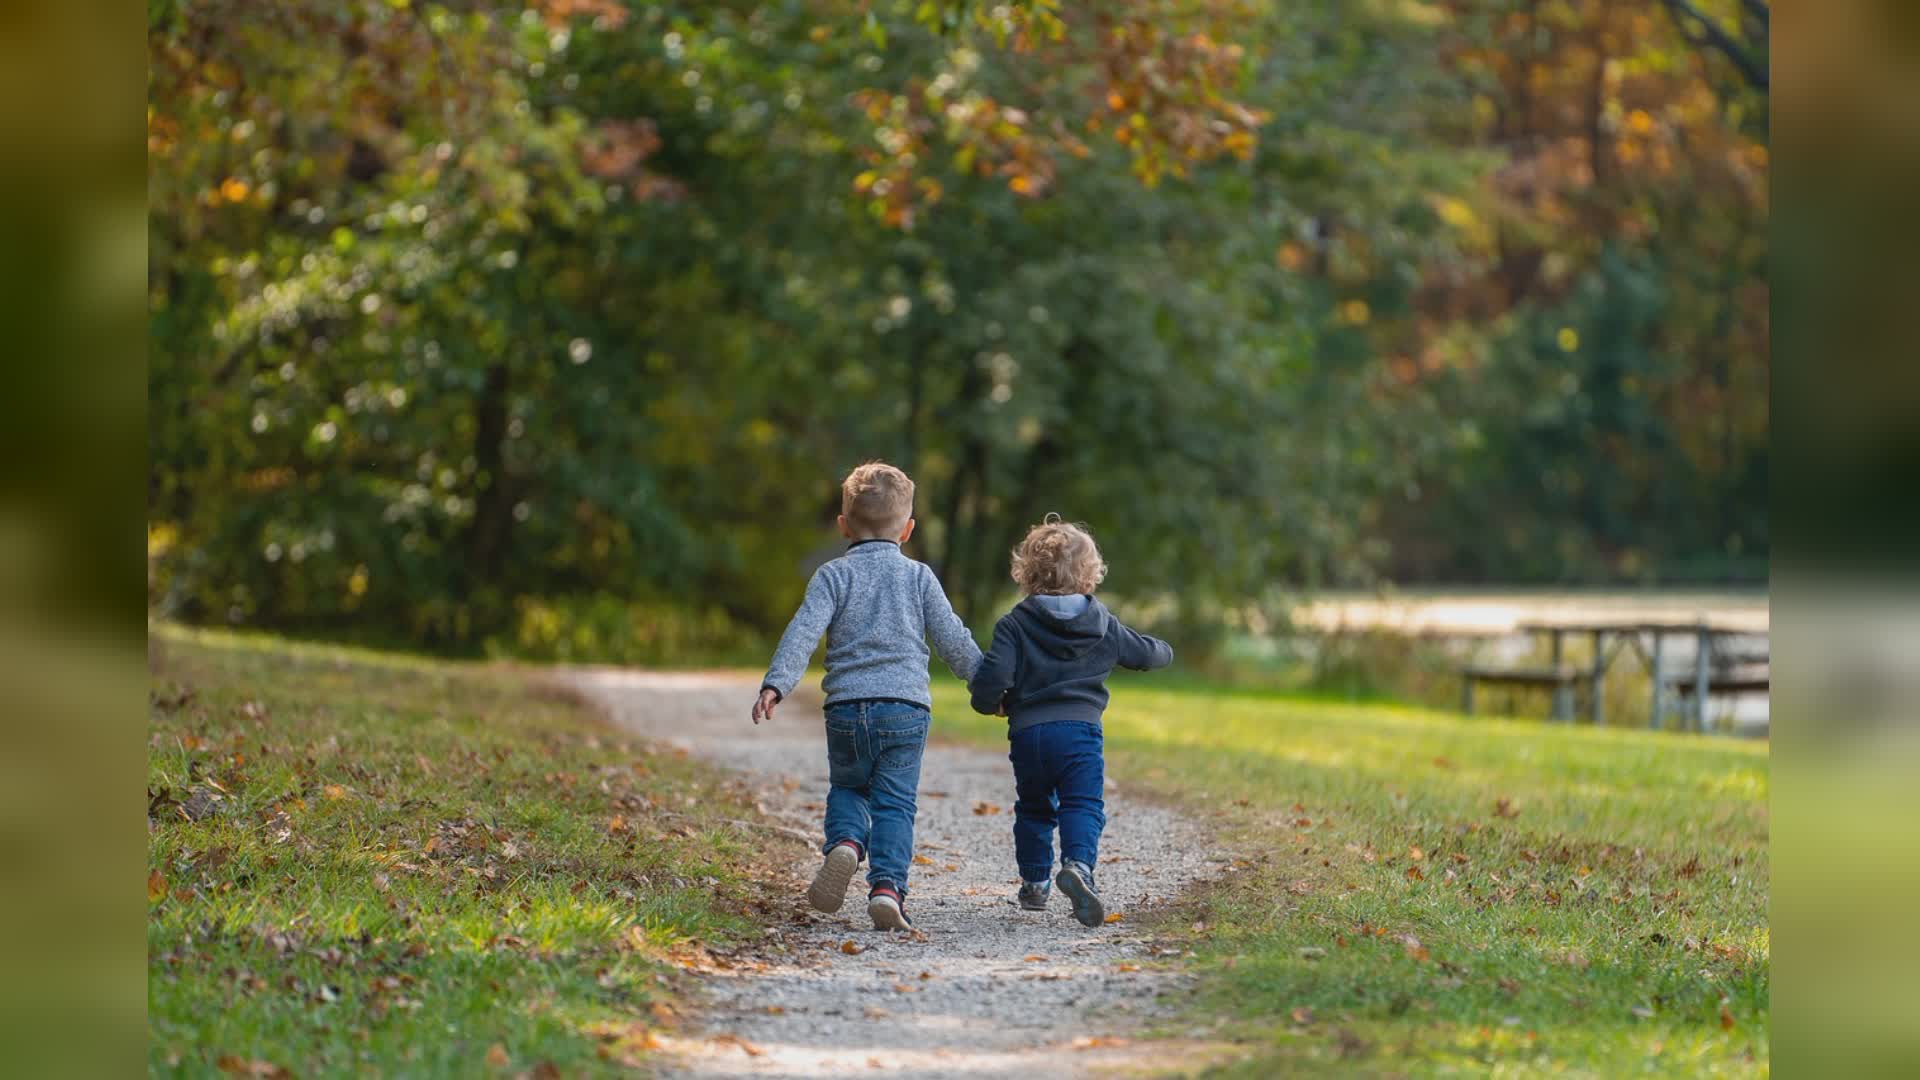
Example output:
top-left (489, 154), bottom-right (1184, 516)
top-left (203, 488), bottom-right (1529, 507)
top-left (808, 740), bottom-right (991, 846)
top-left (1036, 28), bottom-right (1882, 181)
top-left (1669, 673), bottom-right (1770, 696)
top-left (1459, 666), bottom-right (1581, 720)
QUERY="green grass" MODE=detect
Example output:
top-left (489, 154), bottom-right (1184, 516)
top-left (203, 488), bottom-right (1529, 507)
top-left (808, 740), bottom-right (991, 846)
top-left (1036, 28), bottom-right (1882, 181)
top-left (147, 628), bottom-right (780, 1076)
top-left (929, 676), bottom-right (1769, 1076)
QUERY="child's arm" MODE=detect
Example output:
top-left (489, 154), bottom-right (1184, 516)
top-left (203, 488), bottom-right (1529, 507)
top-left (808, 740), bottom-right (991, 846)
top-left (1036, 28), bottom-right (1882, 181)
top-left (754, 568), bottom-right (838, 723)
top-left (921, 568), bottom-right (984, 680)
top-left (1114, 621), bottom-right (1174, 671)
top-left (968, 616), bottom-right (1019, 716)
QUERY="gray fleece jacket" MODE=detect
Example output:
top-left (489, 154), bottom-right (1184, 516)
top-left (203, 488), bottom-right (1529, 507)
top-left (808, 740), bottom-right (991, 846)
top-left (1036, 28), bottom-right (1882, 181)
top-left (760, 539), bottom-right (982, 708)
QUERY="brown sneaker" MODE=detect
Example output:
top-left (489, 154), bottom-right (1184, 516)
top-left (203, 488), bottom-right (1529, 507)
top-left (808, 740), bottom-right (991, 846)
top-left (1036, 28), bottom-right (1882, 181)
top-left (807, 840), bottom-right (862, 913)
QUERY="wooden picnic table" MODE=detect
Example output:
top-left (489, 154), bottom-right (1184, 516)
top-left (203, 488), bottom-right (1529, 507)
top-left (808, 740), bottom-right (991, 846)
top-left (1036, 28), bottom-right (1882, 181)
top-left (1495, 620), bottom-right (1766, 732)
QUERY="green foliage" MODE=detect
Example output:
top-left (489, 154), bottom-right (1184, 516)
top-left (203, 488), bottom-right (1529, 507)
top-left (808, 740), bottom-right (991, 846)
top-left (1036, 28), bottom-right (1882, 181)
top-left (496, 594), bottom-right (766, 668)
top-left (149, 0), bottom-right (1768, 653)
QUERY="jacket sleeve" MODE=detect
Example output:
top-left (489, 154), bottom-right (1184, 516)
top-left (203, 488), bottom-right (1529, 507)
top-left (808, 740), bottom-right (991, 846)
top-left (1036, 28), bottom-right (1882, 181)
top-left (921, 567), bottom-right (983, 681)
top-left (760, 567), bottom-right (838, 700)
top-left (968, 616), bottom-right (1019, 715)
top-left (1114, 620), bottom-right (1174, 671)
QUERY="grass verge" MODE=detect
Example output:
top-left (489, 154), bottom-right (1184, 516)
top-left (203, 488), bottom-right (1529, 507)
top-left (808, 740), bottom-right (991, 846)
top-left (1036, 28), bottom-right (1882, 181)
top-left (148, 627), bottom-right (780, 1076)
top-left (929, 677), bottom-right (1769, 1075)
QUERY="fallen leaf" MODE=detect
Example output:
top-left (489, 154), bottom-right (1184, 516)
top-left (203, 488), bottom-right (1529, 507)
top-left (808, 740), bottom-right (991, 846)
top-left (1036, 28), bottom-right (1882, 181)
top-left (1494, 798), bottom-right (1520, 818)
top-left (912, 855), bottom-right (933, 866)
top-left (485, 1044), bottom-right (510, 1067)
top-left (840, 940), bottom-right (864, 955)
top-left (1408, 846), bottom-right (1425, 861)
top-left (1115, 962), bottom-right (1142, 972)
top-left (1292, 1006), bottom-right (1314, 1025)
top-left (1720, 1004), bottom-right (1736, 1030)
top-left (892, 983), bottom-right (918, 993)
top-left (972, 801), bottom-right (1003, 815)
top-left (943, 863), bottom-right (958, 872)
top-left (1023, 954), bottom-right (1048, 962)
top-left (322, 784), bottom-right (348, 800)
top-left (1451, 852), bottom-right (1470, 864)
top-left (1103, 912), bottom-right (1124, 924)
top-left (1405, 865), bottom-right (1425, 881)
top-left (148, 869), bottom-right (167, 904)
top-left (763, 1004), bottom-right (785, 1014)
top-left (216, 1057), bottom-right (288, 1078)
top-left (607, 815), bottom-right (629, 834)
top-left (711, 1033), bottom-right (764, 1057)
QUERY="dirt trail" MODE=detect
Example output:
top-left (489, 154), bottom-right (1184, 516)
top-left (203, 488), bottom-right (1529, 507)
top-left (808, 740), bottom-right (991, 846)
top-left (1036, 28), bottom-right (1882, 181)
top-left (568, 669), bottom-right (1224, 1079)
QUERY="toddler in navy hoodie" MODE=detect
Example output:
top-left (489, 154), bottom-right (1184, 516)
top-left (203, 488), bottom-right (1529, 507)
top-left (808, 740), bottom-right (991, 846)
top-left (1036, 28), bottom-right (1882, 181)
top-left (967, 515), bottom-right (1173, 926)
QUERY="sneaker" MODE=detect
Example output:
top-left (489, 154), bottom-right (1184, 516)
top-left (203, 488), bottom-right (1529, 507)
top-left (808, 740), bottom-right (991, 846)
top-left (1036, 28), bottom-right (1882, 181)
top-left (867, 883), bottom-right (912, 931)
top-left (1017, 879), bottom-right (1052, 911)
top-left (1055, 859), bottom-right (1106, 928)
top-left (807, 840), bottom-right (862, 913)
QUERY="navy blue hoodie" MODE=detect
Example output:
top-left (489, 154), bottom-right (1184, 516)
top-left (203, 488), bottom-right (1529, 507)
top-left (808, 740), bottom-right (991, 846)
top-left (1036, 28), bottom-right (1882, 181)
top-left (967, 594), bottom-right (1173, 733)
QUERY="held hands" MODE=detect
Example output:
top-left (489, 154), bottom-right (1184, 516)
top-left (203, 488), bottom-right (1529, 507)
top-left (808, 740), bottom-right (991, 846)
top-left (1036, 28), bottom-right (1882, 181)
top-left (751, 687), bottom-right (780, 725)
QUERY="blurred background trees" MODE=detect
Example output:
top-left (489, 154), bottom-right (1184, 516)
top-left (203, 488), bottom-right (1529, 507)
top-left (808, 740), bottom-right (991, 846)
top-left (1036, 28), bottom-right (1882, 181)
top-left (149, 0), bottom-right (1768, 661)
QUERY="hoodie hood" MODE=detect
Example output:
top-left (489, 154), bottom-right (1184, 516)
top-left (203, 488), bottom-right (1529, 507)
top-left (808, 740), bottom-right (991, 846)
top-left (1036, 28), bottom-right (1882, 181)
top-left (1015, 594), bottom-right (1109, 660)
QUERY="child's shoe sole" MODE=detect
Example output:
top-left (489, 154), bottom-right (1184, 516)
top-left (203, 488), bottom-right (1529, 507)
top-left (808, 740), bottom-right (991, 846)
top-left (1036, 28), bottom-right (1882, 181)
top-left (868, 893), bottom-right (912, 931)
top-left (807, 844), bottom-right (860, 913)
top-left (1055, 865), bottom-right (1106, 928)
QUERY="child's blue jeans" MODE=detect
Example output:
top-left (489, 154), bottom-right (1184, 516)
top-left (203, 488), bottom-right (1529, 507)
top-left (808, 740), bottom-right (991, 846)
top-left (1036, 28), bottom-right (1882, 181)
top-left (822, 699), bottom-right (930, 897)
top-left (1008, 720), bottom-right (1106, 883)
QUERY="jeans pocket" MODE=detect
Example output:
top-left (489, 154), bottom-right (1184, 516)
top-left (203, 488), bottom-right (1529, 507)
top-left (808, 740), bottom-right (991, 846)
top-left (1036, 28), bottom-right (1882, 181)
top-left (825, 721), bottom-right (861, 780)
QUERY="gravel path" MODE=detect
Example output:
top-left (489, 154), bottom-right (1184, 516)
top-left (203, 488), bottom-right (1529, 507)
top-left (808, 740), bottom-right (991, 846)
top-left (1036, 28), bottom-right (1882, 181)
top-left (567, 669), bottom-right (1221, 1079)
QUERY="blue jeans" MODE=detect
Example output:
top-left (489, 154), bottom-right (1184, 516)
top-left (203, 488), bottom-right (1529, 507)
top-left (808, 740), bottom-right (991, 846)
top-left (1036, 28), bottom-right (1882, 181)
top-left (822, 700), bottom-right (930, 897)
top-left (1008, 720), bottom-right (1106, 883)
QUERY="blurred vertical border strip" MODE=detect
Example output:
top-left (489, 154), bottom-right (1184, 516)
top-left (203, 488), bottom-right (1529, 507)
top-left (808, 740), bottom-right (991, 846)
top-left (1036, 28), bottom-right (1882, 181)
top-left (0, 0), bottom-right (149, 1074)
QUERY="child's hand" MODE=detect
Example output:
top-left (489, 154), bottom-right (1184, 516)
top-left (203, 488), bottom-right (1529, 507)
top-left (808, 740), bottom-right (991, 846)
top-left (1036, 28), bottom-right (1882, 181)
top-left (751, 687), bottom-right (779, 725)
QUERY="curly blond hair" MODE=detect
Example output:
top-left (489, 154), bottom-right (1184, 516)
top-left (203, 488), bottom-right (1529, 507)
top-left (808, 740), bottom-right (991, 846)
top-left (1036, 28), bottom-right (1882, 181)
top-left (841, 461), bottom-right (915, 538)
top-left (1009, 514), bottom-right (1107, 596)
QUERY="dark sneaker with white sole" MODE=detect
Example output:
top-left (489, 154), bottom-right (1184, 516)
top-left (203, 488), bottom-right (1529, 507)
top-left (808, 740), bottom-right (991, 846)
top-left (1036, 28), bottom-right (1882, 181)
top-left (1055, 859), bottom-right (1106, 928)
top-left (1017, 879), bottom-right (1052, 911)
top-left (867, 883), bottom-right (912, 931)
top-left (807, 840), bottom-right (862, 913)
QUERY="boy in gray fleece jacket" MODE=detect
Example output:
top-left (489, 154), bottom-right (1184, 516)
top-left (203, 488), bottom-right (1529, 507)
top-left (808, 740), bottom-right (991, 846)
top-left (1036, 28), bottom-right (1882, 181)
top-left (752, 462), bottom-right (981, 929)
top-left (967, 516), bottom-right (1172, 926)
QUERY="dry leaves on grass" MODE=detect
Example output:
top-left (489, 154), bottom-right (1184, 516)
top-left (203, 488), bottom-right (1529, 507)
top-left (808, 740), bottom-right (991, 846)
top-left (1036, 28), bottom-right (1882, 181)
top-left (1291, 1005), bottom-right (1315, 1025)
top-left (485, 1044), bottom-right (510, 1067)
top-left (1494, 797), bottom-right (1521, 818)
top-left (840, 940), bottom-right (865, 955)
top-left (972, 801), bottom-right (1002, 815)
top-left (1103, 912), bottom-right (1123, 923)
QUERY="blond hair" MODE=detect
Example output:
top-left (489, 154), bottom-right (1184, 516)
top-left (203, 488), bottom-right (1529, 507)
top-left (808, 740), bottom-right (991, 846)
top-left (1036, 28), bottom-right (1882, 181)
top-left (841, 461), bottom-right (915, 538)
top-left (1010, 514), bottom-right (1107, 596)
